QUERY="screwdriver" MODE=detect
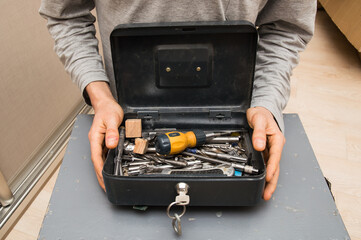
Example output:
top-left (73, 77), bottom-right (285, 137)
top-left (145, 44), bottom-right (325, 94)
top-left (155, 130), bottom-right (230, 155)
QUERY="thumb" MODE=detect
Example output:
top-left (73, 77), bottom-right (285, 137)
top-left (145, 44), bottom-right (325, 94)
top-left (105, 120), bottom-right (120, 149)
top-left (251, 114), bottom-right (267, 151)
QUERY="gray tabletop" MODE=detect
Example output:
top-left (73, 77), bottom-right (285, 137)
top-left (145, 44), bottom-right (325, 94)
top-left (38, 114), bottom-right (350, 240)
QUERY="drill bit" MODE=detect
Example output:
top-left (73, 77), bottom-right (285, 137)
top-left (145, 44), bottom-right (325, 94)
top-left (206, 136), bottom-right (241, 143)
top-left (200, 149), bottom-right (247, 163)
top-left (114, 127), bottom-right (125, 176)
top-left (182, 151), bottom-right (258, 174)
top-left (124, 143), bottom-right (156, 154)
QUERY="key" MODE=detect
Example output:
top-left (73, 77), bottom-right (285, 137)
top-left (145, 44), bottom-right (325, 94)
top-left (166, 183), bottom-right (190, 235)
top-left (175, 182), bottom-right (190, 205)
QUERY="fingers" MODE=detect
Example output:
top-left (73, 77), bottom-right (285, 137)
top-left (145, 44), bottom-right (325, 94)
top-left (251, 113), bottom-right (267, 151)
top-left (105, 119), bottom-right (120, 149)
top-left (88, 125), bottom-right (106, 191)
top-left (86, 98), bottom-right (124, 192)
top-left (263, 165), bottom-right (280, 201)
top-left (247, 107), bottom-right (285, 200)
top-left (263, 131), bottom-right (284, 200)
top-left (266, 133), bottom-right (285, 182)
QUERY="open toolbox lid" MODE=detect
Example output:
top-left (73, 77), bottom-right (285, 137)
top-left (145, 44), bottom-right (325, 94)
top-left (110, 21), bottom-right (258, 115)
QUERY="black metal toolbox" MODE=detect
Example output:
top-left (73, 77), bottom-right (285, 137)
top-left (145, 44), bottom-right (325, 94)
top-left (103, 21), bottom-right (265, 206)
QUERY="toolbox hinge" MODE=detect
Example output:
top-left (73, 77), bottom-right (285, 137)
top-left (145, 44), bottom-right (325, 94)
top-left (209, 110), bottom-right (232, 119)
top-left (137, 111), bottom-right (159, 120)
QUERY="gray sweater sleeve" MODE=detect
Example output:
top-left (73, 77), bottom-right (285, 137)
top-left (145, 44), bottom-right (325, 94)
top-left (39, 0), bottom-right (316, 129)
top-left (39, 0), bottom-right (108, 104)
top-left (252, 1), bottom-right (317, 132)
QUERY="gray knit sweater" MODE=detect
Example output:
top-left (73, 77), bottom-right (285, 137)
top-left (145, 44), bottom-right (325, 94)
top-left (39, 0), bottom-right (316, 132)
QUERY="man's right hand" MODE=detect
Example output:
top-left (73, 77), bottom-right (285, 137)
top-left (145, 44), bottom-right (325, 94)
top-left (86, 82), bottom-right (124, 191)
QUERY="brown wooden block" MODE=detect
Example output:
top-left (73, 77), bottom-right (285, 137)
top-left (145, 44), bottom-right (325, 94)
top-left (133, 138), bottom-right (149, 154)
top-left (125, 119), bottom-right (142, 138)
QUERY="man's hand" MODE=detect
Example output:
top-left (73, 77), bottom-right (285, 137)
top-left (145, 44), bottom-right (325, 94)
top-left (86, 82), bottom-right (124, 191)
top-left (246, 107), bottom-right (285, 201)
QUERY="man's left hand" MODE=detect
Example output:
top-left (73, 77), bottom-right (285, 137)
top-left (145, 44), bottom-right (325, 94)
top-left (246, 107), bottom-right (285, 201)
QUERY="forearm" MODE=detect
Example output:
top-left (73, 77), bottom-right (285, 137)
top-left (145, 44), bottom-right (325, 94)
top-left (85, 81), bottom-right (117, 112)
top-left (39, 0), bottom-right (109, 104)
top-left (252, 0), bottom-right (317, 132)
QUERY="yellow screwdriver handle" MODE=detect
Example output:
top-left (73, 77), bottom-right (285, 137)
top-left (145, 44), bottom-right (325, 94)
top-left (166, 131), bottom-right (196, 155)
top-left (155, 130), bottom-right (206, 155)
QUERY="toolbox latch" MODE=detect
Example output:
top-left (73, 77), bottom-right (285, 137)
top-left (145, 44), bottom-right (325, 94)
top-left (137, 111), bottom-right (159, 120)
top-left (209, 110), bottom-right (232, 119)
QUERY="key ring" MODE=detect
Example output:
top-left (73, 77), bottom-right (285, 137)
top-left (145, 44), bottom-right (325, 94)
top-left (166, 183), bottom-right (190, 235)
top-left (172, 213), bottom-right (182, 235)
top-left (166, 201), bottom-right (187, 219)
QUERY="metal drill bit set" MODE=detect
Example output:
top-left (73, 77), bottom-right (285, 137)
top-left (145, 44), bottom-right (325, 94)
top-left (113, 129), bottom-right (259, 178)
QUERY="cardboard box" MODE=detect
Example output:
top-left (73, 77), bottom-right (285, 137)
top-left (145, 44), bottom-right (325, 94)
top-left (319, 0), bottom-right (361, 56)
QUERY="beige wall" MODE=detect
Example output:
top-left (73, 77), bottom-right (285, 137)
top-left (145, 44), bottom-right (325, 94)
top-left (0, 1), bottom-right (83, 183)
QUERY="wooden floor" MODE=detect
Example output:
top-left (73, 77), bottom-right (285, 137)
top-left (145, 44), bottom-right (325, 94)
top-left (284, 10), bottom-right (361, 240)
top-left (5, 10), bottom-right (361, 240)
